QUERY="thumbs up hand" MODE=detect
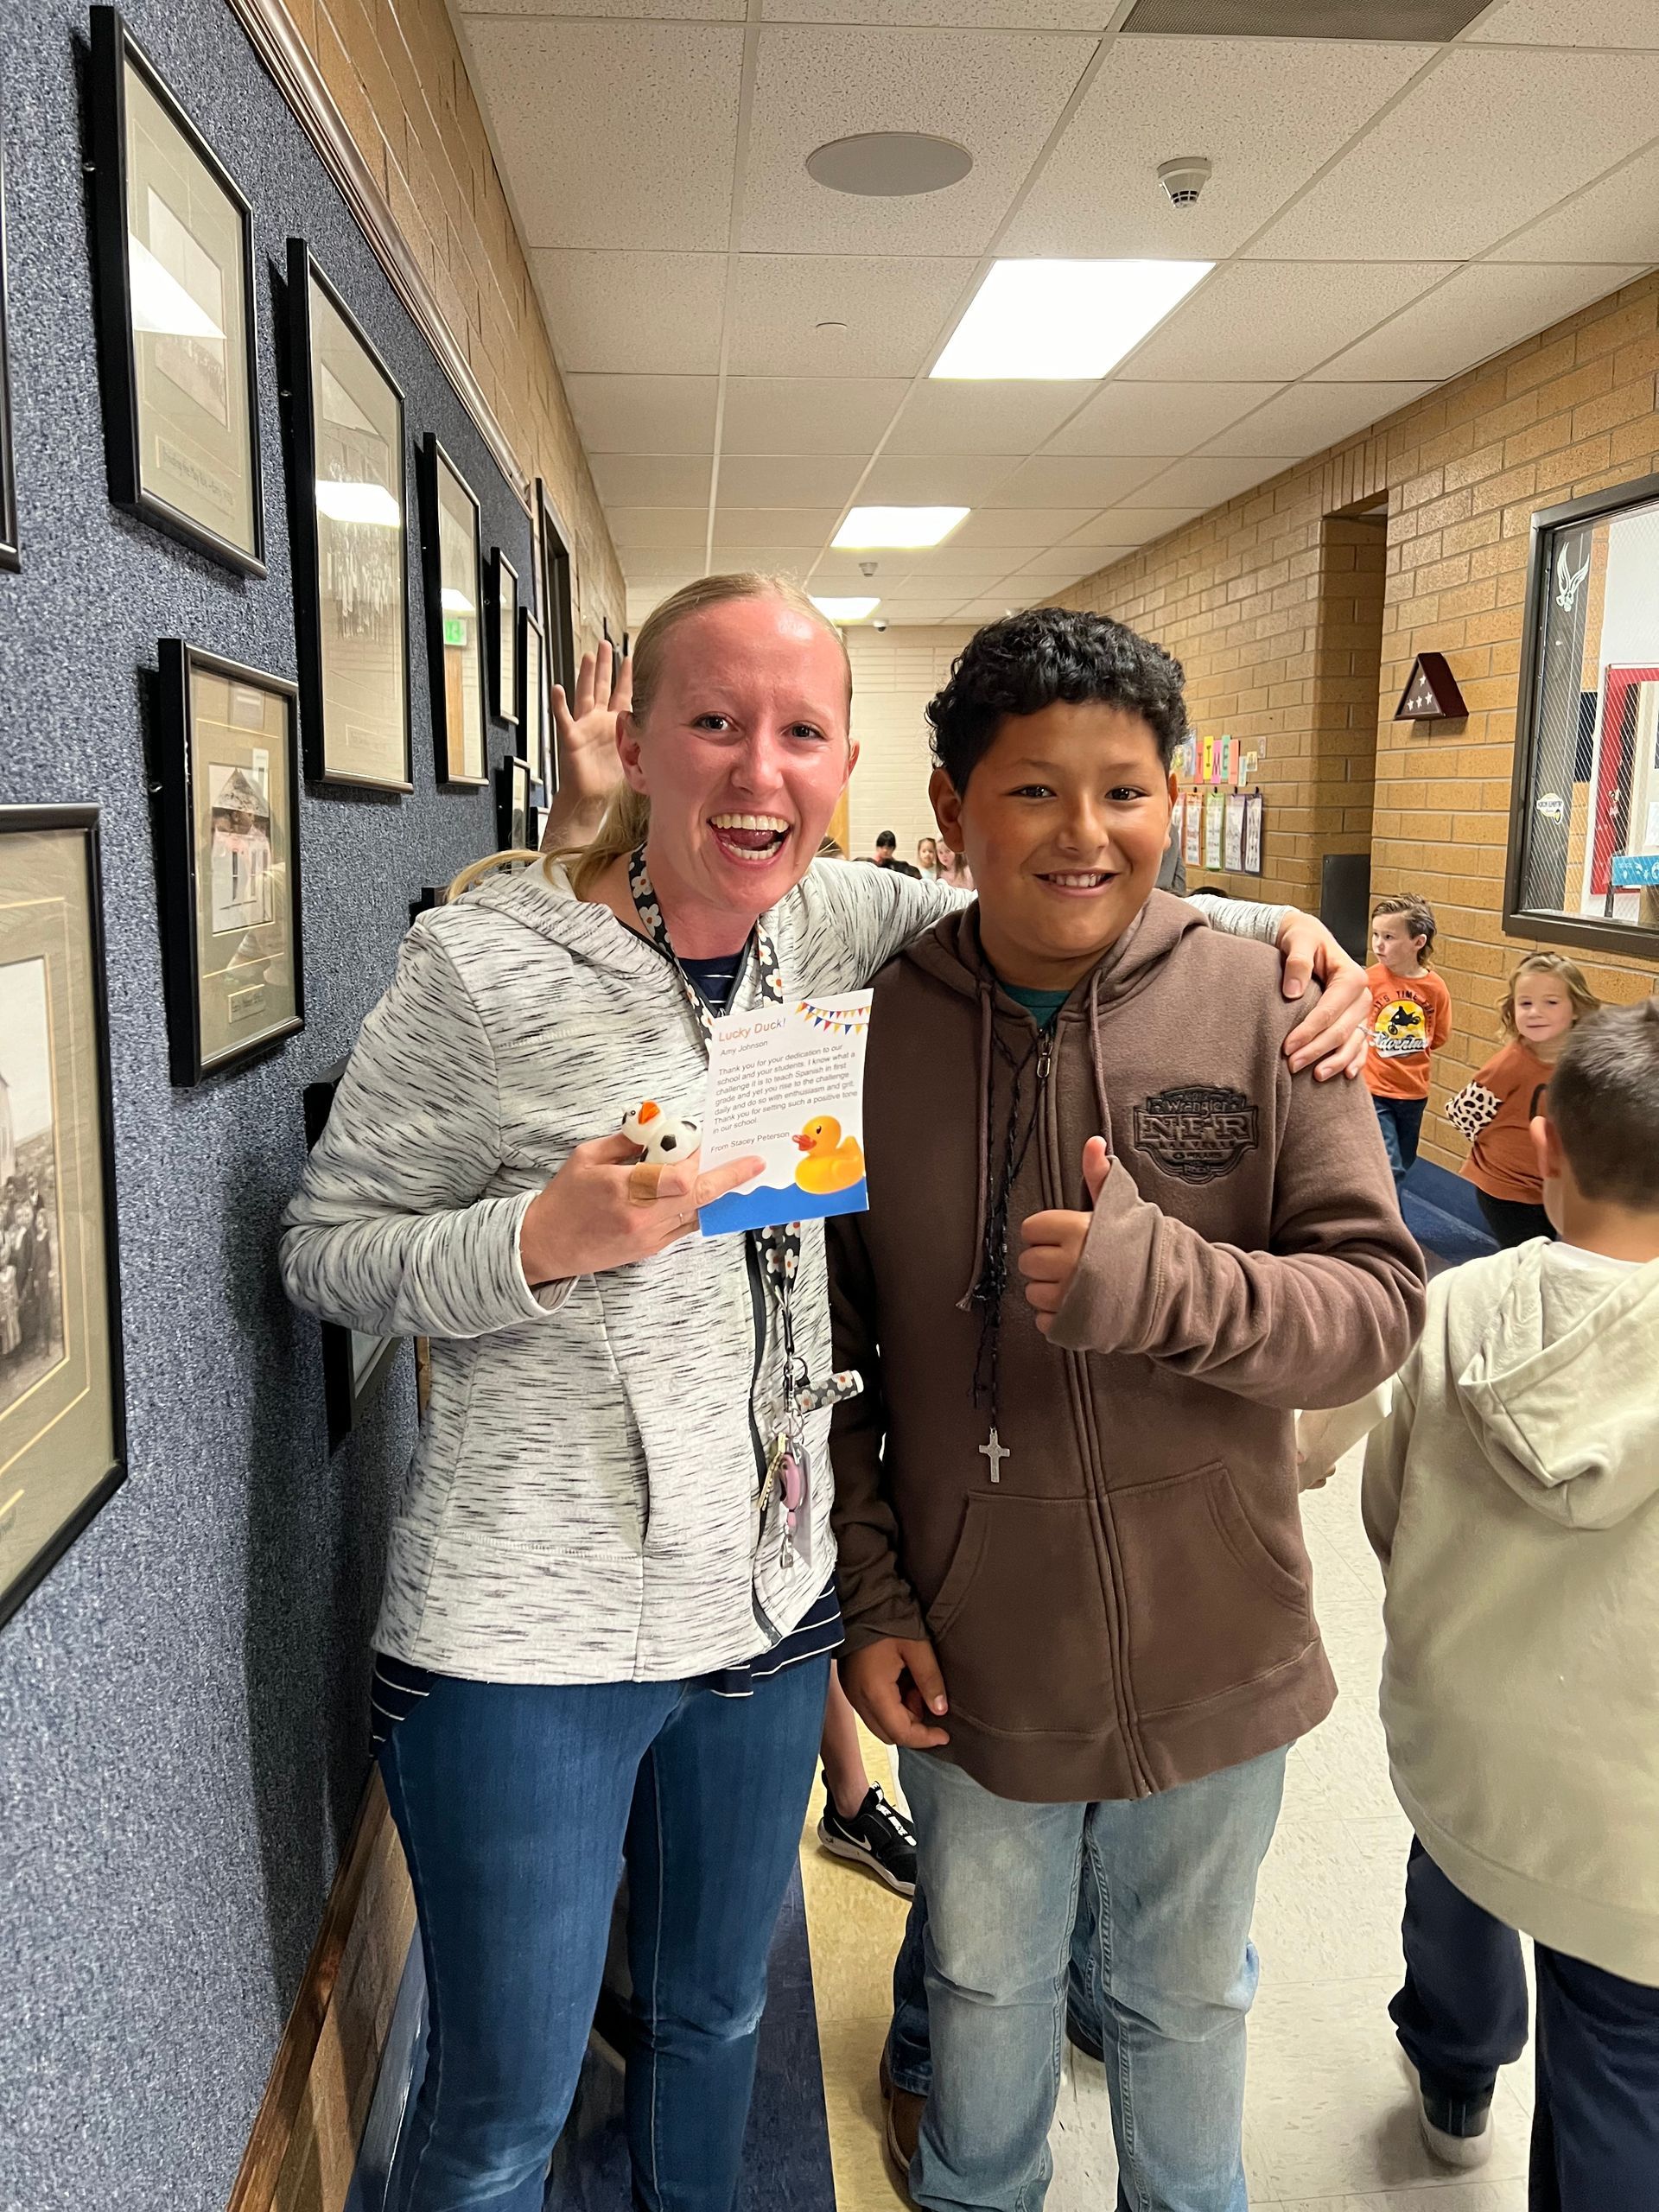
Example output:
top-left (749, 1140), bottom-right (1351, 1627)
top-left (1018, 1137), bottom-right (1112, 1336)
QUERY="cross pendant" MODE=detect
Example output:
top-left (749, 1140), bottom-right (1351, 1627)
top-left (979, 1427), bottom-right (1009, 1484)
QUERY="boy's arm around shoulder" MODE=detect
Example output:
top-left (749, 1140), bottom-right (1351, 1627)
top-left (1048, 980), bottom-right (1427, 1409)
top-left (825, 1212), bottom-right (930, 1649)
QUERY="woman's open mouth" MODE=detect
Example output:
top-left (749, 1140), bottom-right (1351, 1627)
top-left (709, 814), bottom-right (791, 866)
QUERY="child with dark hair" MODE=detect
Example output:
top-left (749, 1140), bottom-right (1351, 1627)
top-left (1446, 950), bottom-right (1599, 1247)
top-left (829, 606), bottom-right (1425, 2210)
top-left (1364, 893), bottom-right (1452, 1187)
top-left (1365, 995), bottom-right (1659, 2201)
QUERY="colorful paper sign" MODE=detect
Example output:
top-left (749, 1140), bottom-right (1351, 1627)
top-left (698, 993), bottom-right (872, 1236)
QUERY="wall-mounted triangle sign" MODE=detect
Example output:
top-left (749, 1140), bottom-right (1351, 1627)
top-left (1394, 652), bottom-right (1467, 721)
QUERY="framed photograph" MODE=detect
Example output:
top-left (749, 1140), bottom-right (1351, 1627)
top-left (519, 607), bottom-right (547, 791)
top-left (1504, 470), bottom-right (1659, 958)
top-left (157, 643), bottom-right (304, 1084)
top-left (537, 480), bottom-right (575, 709)
top-left (0, 84), bottom-right (17, 574)
top-left (302, 1063), bottom-right (399, 1452)
top-left (0, 809), bottom-right (126, 1630)
top-left (409, 884), bottom-right (447, 926)
top-left (487, 549), bottom-right (518, 729)
top-left (420, 434), bottom-right (487, 787)
top-left (88, 10), bottom-right (263, 574)
top-left (496, 753), bottom-right (531, 853)
top-left (286, 239), bottom-right (410, 793)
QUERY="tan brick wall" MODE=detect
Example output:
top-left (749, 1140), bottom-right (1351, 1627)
top-left (1062, 274), bottom-right (1659, 1168)
top-left (283, 0), bottom-right (624, 645)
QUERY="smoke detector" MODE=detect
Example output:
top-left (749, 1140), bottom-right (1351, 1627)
top-left (859, 560), bottom-right (879, 578)
top-left (1157, 156), bottom-right (1211, 208)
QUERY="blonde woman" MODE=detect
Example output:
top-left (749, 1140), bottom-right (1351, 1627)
top-left (281, 576), bottom-right (1368, 2212)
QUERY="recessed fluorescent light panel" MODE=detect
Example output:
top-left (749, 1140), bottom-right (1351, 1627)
top-left (834, 506), bottom-right (969, 550)
top-left (810, 596), bottom-right (880, 622)
top-left (931, 259), bottom-right (1211, 382)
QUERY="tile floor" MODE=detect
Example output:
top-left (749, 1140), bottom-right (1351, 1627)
top-left (801, 1448), bottom-right (1536, 2212)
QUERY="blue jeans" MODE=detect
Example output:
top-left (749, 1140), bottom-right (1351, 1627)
top-left (1371, 1095), bottom-right (1425, 1185)
top-left (896, 1745), bottom-right (1287, 2212)
top-left (1393, 1838), bottom-right (1659, 2210)
top-left (378, 1656), bottom-right (829, 2212)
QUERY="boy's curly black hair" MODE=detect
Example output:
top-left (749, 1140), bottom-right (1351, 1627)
top-left (925, 607), bottom-right (1188, 791)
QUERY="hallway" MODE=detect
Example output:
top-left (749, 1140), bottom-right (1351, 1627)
top-left (803, 1464), bottom-right (1533, 2212)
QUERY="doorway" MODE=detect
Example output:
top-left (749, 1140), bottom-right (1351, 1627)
top-left (1311, 500), bottom-right (1388, 958)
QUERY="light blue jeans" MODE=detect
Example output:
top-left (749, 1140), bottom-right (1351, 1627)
top-left (898, 1745), bottom-right (1287, 2212)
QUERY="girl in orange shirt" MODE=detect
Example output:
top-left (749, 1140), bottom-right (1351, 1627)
top-left (1446, 953), bottom-right (1599, 1247)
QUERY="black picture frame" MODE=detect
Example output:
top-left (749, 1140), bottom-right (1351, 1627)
top-left (496, 753), bottom-right (531, 853)
top-left (537, 479), bottom-right (575, 788)
top-left (156, 641), bottom-right (306, 1084)
top-left (1503, 469), bottom-right (1659, 962)
top-left (487, 548), bottom-right (518, 729)
top-left (302, 1061), bottom-right (400, 1452)
top-left (0, 78), bottom-right (18, 575)
top-left (285, 238), bottom-right (412, 792)
top-left (419, 432), bottom-right (489, 788)
top-left (87, 9), bottom-right (265, 575)
top-left (519, 607), bottom-right (546, 786)
top-left (409, 884), bottom-right (447, 926)
top-left (0, 807), bottom-right (127, 1630)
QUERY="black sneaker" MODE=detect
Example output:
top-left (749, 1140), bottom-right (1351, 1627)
top-left (817, 1780), bottom-right (917, 1896)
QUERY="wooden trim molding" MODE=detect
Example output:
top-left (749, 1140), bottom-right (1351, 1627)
top-left (226, 1773), bottom-right (418, 2212)
top-left (222, 0), bottom-right (530, 508)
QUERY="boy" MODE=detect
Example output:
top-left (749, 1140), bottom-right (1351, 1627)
top-left (1364, 893), bottom-right (1452, 1186)
top-left (1363, 997), bottom-right (1659, 2205)
top-left (828, 608), bottom-right (1425, 2211)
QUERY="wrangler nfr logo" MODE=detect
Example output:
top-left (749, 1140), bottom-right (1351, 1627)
top-left (1132, 1085), bottom-right (1261, 1185)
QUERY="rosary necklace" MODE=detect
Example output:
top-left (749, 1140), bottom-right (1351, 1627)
top-left (966, 1017), bottom-right (1056, 1484)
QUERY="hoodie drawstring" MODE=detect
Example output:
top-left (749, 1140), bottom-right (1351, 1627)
top-left (956, 977), bottom-right (996, 1313)
top-left (1086, 969), bottom-right (1116, 1171)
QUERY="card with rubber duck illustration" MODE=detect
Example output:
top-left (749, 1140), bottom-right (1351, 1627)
top-left (696, 992), bottom-right (872, 1236)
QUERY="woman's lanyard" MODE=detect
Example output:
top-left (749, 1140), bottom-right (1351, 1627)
top-left (626, 846), bottom-right (859, 1562)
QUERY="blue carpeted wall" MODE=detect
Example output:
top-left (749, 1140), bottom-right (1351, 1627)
top-left (0, 6), bottom-right (534, 2205)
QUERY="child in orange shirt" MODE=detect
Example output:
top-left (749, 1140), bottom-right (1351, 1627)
top-left (1446, 951), bottom-right (1600, 1247)
top-left (1364, 894), bottom-right (1453, 1188)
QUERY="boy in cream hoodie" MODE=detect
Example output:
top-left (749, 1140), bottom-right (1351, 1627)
top-left (1363, 996), bottom-right (1659, 2206)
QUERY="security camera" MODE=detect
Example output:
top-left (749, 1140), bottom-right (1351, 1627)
top-left (872, 618), bottom-right (889, 632)
top-left (859, 560), bottom-right (879, 578)
top-left (1157, 156), bottom-right (1211, 208)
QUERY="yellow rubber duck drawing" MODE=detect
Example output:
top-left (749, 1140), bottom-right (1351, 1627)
top-left (792, 1116), bottom-right (865, 1197)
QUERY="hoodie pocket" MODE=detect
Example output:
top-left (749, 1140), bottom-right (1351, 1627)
top-left (924, 1494), bottom-right (1112, 1738)
top-left (1110, 1459), bottom-right (1312, 1717)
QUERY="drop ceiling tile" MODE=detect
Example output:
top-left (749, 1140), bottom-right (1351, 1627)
top-left (459, 0), bottom-right (741, 16)
top-left (1313, 262), bottom-right (1648, 381)
top-left (985, 454), bottom-right (1164, 507)
top-left (1132, 456), bottom-right (1285, 506)
top-left (1001, 35), bottom-right (1431, 260)
top-left (1203, 380), bottom-right (1437, 457)
top-left (855, 455), bottom-right (1024, 504)
top-left (1492, 141), bottom-right (1659, 264)
top-left (461, 19), bottom-right (744, 251)
top-left (762, 0), bottom-right (1106, 22)
top-left (566, 375), bottom-right (719, 454)
top-left (709, 545), bottom-right (827, 573)
top-left (1052, 542), bottom-right (1137, 570)
top-left (893, 559), bottom-right (1014, 589)
top-left (1078, 505), bottom-right (1202, 544)
top-left (1248, 46), bottom-right (1659, 261)
top-left (608, 508), bottom-right (711, 551)
top-left (1468, 0), bottom-right (1659, 43)
top-left (959, 595), bottom-right (1023, 620)
top-left (1009, 552), bottom-right (1097, 584)
top-left (715, 455), bottom-right (869, 505)
top-left (590, 454), bottom-right (713, 505)
top-left (875, 601), bottom-right (973, 622)
top-left (530, 251), bottom-right (727, 375)
top-left (884, 382), bottom-right (1097, 457)
top-left (741, 26), bottom-right (1097, 255)
top-left (1044, 381), bottom-right (1281, 457)
top-left (728, 256), bottom-right (978, 378)
top-left (710, 506), bottom-right (843, 544)
top-left (949, 507), bottom-right (1103, 550)
top-left (721, 378), bottom-right (909, 454)
top-left (1122, 261), bottom-right (1453, 382)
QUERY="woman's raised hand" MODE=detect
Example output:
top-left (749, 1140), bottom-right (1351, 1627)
top-left (518, 1131), bottom-right (765, 1286)
top-left (541, 641), bottom-right (632, 849)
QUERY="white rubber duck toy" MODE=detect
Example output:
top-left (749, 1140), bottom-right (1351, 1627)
top-left (620, 1099), bottom-right (702, 1164)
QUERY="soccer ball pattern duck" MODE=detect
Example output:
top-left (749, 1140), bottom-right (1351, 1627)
top-left (621, 1100), bottom-right (702, 1164)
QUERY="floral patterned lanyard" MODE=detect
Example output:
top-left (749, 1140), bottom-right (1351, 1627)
top-left (627, 846), bottom-right (859, 1557)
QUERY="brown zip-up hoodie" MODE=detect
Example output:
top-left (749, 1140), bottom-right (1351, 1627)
top-left (827, 893), bottom-right (1426, 1804)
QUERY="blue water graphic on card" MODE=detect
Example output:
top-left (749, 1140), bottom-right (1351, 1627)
top-left (700, 1173), bottom-right (868, 1237)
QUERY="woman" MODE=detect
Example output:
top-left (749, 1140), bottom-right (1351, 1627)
top-left (281, 575), bottom-right (1367, 2212)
